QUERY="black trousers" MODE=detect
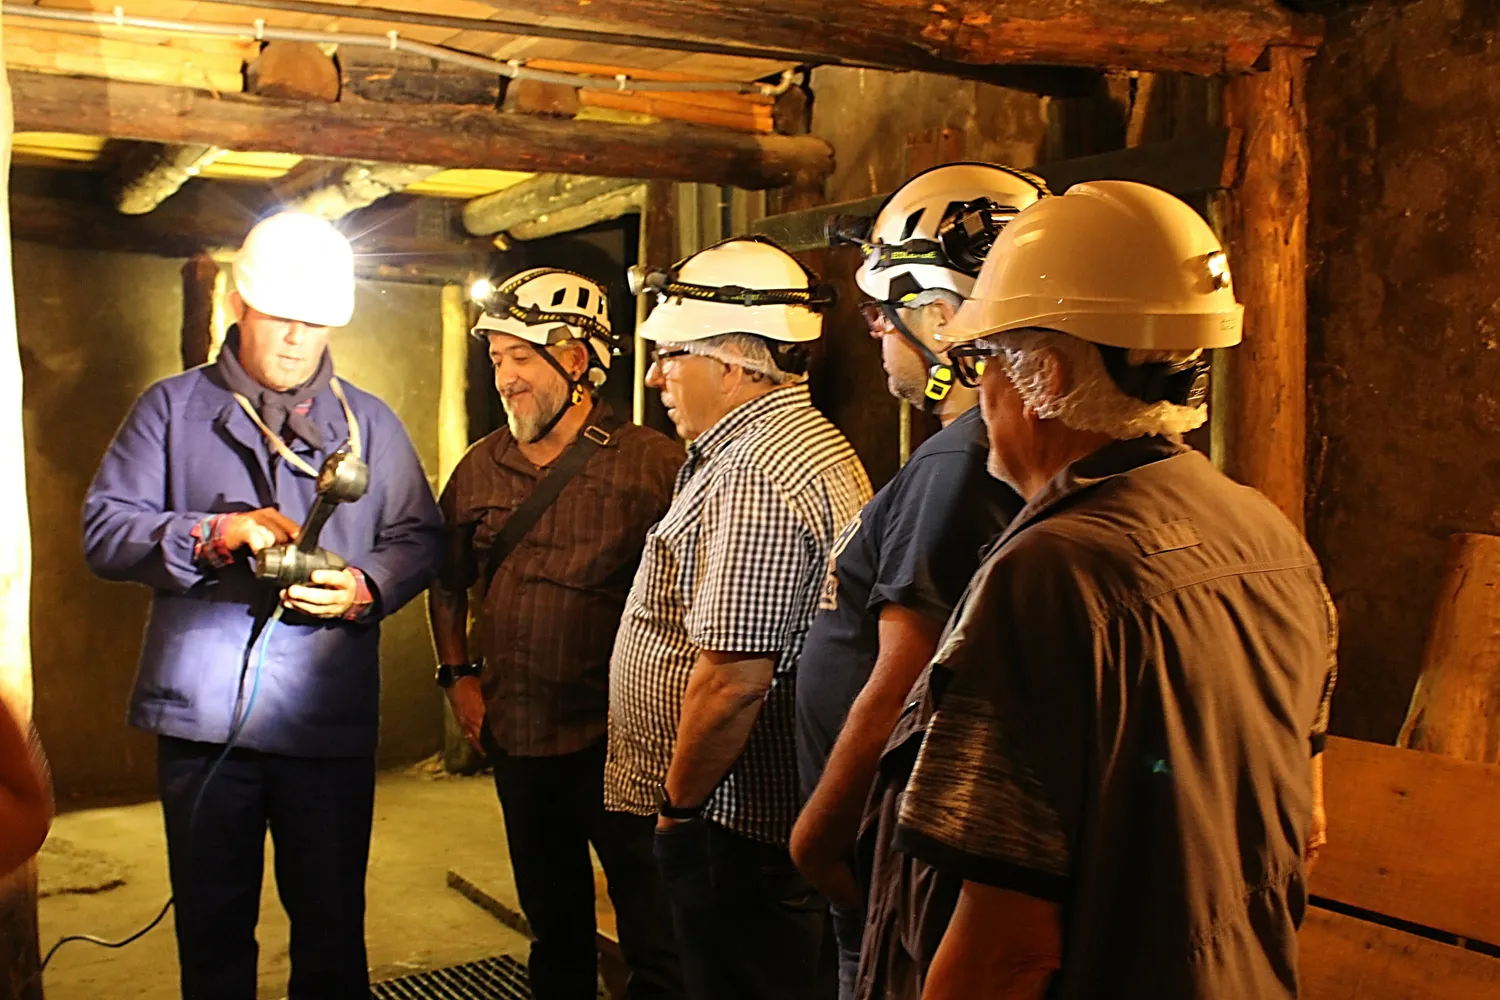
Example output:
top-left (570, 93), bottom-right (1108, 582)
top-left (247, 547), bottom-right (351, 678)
top-left (157, 736), bottom-right (376, 1000)
top-left (489, 737), bottom-right (684, 1000)
top-left (653, 820), bottom-right (827, 1000)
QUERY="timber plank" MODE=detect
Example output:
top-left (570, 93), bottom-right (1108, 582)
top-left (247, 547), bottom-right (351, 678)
top-left (1300, 908), bottom-right (1500, 1000)
top-left (750, 128), bottom-right (1241, 253)
top-left (493, 0), bottom-right (1321, 76)
top-left (1031, 127), bottom-right (1241, 195)
top-left (1315, 736), bottom-right (1500, 945)
top-left (4, 24), bottom-right (245, 93)
top-left (9, 71), bottom-right (832, 189)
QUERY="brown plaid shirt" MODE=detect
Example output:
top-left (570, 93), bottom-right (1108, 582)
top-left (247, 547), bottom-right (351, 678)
top-left (439, 404), bottom-right (683, 757)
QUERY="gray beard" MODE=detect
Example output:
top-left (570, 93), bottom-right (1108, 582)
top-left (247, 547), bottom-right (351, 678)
top-left (504, 388), bottom-right (567, 443)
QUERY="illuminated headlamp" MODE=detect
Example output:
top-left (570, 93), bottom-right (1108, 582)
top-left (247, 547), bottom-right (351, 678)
top-left (470, 277), bottom-right (617, 348)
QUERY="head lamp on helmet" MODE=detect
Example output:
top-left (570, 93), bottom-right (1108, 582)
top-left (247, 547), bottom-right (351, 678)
top-left (633, 236), bottom-right (834, 348)
top-left (471, 268), bottom-right (622, 442)
top-left (628, 240), bottom-right (837, 314)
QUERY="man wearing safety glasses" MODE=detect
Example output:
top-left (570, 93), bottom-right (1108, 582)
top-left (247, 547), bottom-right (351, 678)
top-left (608, 236), bottom-right (871, 1000)
top-left (787, 163), bottom-right (1046, 1000)
top-left (894, 181), bottom-right (1336, 1000)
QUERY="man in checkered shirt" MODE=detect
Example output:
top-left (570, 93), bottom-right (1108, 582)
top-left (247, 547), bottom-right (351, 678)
top-left (607, 237), bottom-right (872, 1000)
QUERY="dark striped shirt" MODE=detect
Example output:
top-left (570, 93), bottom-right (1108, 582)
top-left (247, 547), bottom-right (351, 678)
top-left (440, 403), bottom-right (683, 757)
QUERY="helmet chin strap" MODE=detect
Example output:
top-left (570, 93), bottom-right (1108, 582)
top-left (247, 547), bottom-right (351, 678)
top-left (879, 302), bottom-right (955, 415)
top-left (526, 345), bottom-right (590, 444)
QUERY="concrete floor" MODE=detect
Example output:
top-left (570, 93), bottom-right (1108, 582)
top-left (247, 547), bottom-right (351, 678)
top-left (37, 762), bottom-right (532, 1000)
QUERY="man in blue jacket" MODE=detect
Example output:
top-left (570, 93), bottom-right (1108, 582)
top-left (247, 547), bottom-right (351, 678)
top-left (83, 212), bottom-right (443, 1000)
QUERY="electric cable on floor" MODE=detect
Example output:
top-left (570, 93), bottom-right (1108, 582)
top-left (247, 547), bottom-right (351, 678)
top-left (38, 609), bottom-right (283, 973)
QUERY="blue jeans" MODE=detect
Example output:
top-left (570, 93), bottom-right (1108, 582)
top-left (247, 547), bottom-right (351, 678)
top-left (653, 820), bottom-right (826, 1000)
top-left (157, 737), bottom-right (375, 1000)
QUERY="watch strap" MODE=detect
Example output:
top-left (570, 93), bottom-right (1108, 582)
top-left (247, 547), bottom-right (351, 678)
top-left (435, 660), bottom-right (483, 688)
top-left (656, 785), bottom-right (704, 821)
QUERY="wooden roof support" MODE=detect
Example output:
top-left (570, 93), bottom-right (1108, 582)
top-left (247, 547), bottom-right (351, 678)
top-left (110, 142), bottom-right (225, 215)
top-left (488, 0), bottom-right (1321, 75)
top-left (510, 184), bottom-right (646, 242)
top-left (9, 188), bottom-right (488, 283)
top-left (1212, 47), bottom-right (1310, 530)
top-left (751, 127), bottom-right (1242, 252)
top-left (463, 174), bottom-right (641, 236)
top-left (9, 72), bottom-right (833, 190)
top-left (277, 161), bottom-right (446, 221)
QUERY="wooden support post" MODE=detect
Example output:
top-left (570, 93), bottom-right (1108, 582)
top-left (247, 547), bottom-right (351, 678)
top-left (635, 180), bottom-right (676, 432)
top-left (437, 284), bottom-right (484, 773)
top-left (1397, 533), bottom-right (1500, 765)
top-left (1213, 48), bottom-right (1311, 530)
top-left (0, 20), bottom-right (43, 1000)
top-left (181, 252), bottom-right (218, 370)
top-left (111, 142), bottom-right (226, 215)
top-left (463, 174), bottom-right (640, 237)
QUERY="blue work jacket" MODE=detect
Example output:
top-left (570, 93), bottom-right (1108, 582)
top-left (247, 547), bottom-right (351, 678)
top-left (83, 366), bottom-right (443, 758)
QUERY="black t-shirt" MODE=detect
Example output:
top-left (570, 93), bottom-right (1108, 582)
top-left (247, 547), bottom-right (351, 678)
top-left (794, 407), bottom-right (1024, 797)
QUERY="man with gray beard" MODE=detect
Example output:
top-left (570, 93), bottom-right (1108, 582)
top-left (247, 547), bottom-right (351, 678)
top-left (429, 268), bottom-right (685, 1000)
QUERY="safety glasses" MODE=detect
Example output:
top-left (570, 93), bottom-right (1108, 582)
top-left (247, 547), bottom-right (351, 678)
top-left (647, 346), bottom-right (694, 368)
top-left (946, 341), bottom-right (1001, 388)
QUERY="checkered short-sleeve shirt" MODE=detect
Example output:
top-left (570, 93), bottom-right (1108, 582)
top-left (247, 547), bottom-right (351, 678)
top-left (605, 383), bottom-right (872, 845)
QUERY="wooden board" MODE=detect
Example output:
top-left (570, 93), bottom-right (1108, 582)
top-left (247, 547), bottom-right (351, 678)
top-left (1315, 736), bottom-right (1500, 945)
top-left (1301, 908), bottom-right (1500, 1000)
top-left (4, 23), bottom-right (246, 92)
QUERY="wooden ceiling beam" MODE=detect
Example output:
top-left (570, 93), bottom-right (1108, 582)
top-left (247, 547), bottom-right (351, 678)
top-left (9, 176), bottom-right (490, 284)
top-left (10, 71), bottom-right (833, 190)
top-left (109, 142), bottom-right (226, 215)
top-left (277, 162), bottom-right (447, 220)
top-left (479, 0), bottom-right (1321, 76)
top-left (463, 173), bottom-right (641, 236)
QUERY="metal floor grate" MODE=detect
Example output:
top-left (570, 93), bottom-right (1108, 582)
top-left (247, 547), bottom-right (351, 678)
top-left (371, 954), bottom-right (532, 999)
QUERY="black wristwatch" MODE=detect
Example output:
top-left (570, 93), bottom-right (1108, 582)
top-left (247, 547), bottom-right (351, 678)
top-left (655, 784), bottom-right (704, 822)
top-left (435, 660), bottom-right (483, 688)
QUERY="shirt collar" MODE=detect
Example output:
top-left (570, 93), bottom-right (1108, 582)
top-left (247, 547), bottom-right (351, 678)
top-left (686, 383), bottom-right (811, 464)
top-left (995, 435), bottom-right (1193, 546)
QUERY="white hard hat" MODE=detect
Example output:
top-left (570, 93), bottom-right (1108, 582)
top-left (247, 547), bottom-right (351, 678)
top-left (944, 180), bottom-right (1244, 350)
top-left (233, 212), bottom-right (355, 328)
top-left (471, 268), bottom-right (617, 377)
top-left (633, 237), bottom-right (832, 344)
top-left (854, 162), bottom-right (1050, 302)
